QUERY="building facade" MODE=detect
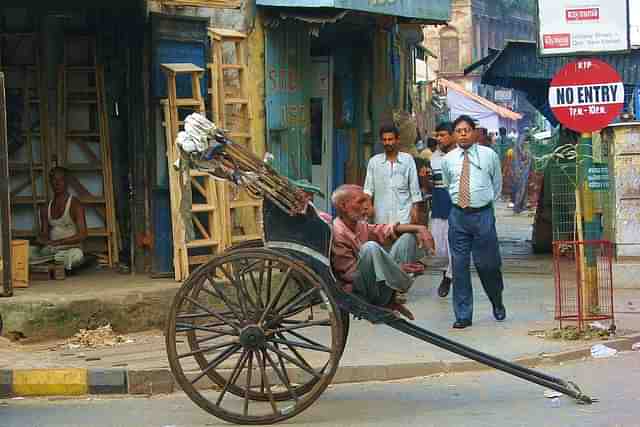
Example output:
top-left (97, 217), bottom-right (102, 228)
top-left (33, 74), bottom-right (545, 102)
top-left (1, 1), bottom-right (450, 280)
top-left (423, 0), bottom-right (536, 124)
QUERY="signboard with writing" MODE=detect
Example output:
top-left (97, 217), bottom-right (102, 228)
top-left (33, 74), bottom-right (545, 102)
top-left (537, 0), bottom-right (630, 55)
top-left (494, 89), bottom-right (513, 102)
top-left (587, 164), bottom-right (609, 190)
top-left (548, 59), bottom-right (624, 133)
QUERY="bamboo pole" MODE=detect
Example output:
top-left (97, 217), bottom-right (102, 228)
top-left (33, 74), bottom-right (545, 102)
top-left (0, 73), bottom-right (13, 296)
top-left (576, 132), bottom-right (600, 327)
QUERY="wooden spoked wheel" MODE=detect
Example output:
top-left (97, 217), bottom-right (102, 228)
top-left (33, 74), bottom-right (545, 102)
top-left (166, 248), bottom-right (344, 424)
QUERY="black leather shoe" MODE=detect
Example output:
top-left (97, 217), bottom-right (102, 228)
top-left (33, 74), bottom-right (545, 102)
top-left (452, 319), bottom-right (472, 329)
top-left (493, 305), bottom-right (507, 321)
top-left (437, 276), bottom-right (451, 298)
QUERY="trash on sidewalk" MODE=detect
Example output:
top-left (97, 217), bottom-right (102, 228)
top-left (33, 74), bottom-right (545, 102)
top-left (590, 344), bottom-right (617, 358)
top-left (631, 342), bottom-right (640, 351)
top-left (588, 321), bottom-right (607, 331)
top-left (544, 389), bottom-right (563, 398)
top-left (56, 324), bottom-right (133, 350)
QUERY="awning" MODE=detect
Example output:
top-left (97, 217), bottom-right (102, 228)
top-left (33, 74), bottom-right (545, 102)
top-left (438, 78), bottom-right (521, 132)
top-left (256, 0), bottom-right (450, 23)
top-left (438, 78), bottom-right (522, 121)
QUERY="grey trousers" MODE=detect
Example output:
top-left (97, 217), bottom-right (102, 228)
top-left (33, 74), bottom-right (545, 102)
top-left (353, 234), bottom-right (421, 306)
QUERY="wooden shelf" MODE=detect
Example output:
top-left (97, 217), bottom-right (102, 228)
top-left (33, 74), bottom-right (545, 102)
top-left (12, 230), bottom-right (36, 238)
top-left (209, 28), bottom-right (246, 40)
top-left (65, 164), bottom-right (104, 172)
top-left (175, 99), bottom-right (203, 107)
top-left (9, 162), bottom-right (45, 170)
top-left (186, 239), bottom-right (219, 249)
top-left (161, 63), bottom-right (204, 74)
top-left (11, 196), bottom-right (46, 205)
top-left (231, 234), bottom-right (262, 243)
top-left (87, 228), bottom-right (109, 237)
top-left (65, 66), bottom-right (97, 72)
top-left (191, 204), bottom-right (216, 213)
top-left (227, 132), bottom-right (251, 139)
top-left (230, 199), bottom-right (261, 209)
top-left (67, 98), bottom-right (98, 104)
top-left (224, 98), bottom-right (249, 105)
top-left (78, 197), bottom-right (106, 204)
top-left (66, 132), bottom-right (100, 138)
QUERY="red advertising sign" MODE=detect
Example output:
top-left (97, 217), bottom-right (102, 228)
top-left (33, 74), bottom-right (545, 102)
top-left (565, 7), bottom-right (600, 21)
top-left (549, 59), bottom-right (624, 133)
top-left (543, 34), bottom-right (571, 49)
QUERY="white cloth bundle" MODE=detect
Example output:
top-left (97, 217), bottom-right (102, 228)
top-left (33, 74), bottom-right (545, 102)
top-left (176, 113), bottom-right (217, 154)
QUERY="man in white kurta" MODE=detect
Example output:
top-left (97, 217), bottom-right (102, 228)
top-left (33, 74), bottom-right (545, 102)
top-left (364, 124), bottom-right (422, 225)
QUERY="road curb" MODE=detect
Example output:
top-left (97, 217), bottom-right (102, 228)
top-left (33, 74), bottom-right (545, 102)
top-left (1, 334), bottom-right (639, 398)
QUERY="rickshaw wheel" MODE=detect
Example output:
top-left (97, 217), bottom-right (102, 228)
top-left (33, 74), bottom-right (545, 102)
top-left (225, 239), bottom-right (350, 360)
top-left (166, 248), bottom-right (344, 425)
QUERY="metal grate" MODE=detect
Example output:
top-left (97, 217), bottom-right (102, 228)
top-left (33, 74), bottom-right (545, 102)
top-left (553, 240), bottom-right (615, 331)
top-left (550, 158), bottom-right (577, 242)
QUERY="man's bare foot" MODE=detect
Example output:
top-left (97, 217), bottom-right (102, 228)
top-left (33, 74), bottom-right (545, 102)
top-left (401, 263), bottom-right (425, 274)
top-left (394, 291), bottom-right (408, 304)
top-left (386, 302), bottom-right (415, 321)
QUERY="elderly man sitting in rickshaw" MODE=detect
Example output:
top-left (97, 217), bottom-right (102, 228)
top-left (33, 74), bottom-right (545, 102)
top-left (330, 184), bottom-right (435, 320)
top-left (31, 167), bottom-right (88, 271)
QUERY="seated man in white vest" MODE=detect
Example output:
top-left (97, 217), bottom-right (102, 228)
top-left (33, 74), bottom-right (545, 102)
top-left (31, 167), bottom-right (88, 271)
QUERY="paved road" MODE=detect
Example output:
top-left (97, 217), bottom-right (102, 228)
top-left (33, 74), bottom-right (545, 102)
top-left (2, 351), bottom-right (639, 427)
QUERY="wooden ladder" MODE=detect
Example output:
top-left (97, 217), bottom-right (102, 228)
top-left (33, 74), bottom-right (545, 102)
top-left (161, 63), bottom-right (225, 281)
top-left (0, 33), bottom-right (50, 240)
top-left (58, 35), bottom-right (118, 267)
top-left (208, 28), bottom-right (263, 247)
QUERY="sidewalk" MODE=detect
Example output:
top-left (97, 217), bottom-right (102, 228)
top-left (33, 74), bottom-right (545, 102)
top-left (0, 201), bottom-right (638, 396)
top-left (1, 272), bottom-right (638, 396)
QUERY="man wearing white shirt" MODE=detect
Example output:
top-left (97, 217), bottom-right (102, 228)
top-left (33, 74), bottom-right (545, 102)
top-left (441, 115), bottom-right (506, 329)
top-left (364, 124), bottom-right (422, 225)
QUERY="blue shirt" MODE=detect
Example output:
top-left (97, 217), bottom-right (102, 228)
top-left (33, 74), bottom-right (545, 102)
top-left (364, 152), bottom-right (422, 224)
top-left (441, 144), bottom-right (502, 208)
top-left (430, 149), bottom-right (453, 219)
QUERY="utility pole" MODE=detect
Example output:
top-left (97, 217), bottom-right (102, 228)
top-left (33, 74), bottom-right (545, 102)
top-left (0, 72), bottom-right (13, 297)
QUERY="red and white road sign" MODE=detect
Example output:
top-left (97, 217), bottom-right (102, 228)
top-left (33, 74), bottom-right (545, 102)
top-left (548, 59), bottom-right (624, 133)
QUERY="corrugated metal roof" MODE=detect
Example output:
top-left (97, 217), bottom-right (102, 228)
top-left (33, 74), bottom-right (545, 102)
top-left (480, 41), bottom-right (640, 124)
top-left (256, 0), bottom-right (450, 22)
top-left (482, 41), bottom-right (640, 85)
top-left (482, 41), bottom-right (640, 86)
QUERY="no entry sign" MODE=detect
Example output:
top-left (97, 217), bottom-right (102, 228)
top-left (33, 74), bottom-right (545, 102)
top-left (548, 59), bottom-right (624, 133)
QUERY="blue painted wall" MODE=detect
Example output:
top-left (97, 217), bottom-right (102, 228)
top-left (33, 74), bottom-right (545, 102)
top-left (265, 23), bottom-right (312, 180)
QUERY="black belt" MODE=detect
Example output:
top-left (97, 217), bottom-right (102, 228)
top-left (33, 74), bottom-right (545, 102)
top-left (453, 204), bottom-right (491, 214)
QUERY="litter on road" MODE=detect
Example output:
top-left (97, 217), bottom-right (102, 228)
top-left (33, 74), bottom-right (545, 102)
top-left (590, 344), bottom-right (617, 358)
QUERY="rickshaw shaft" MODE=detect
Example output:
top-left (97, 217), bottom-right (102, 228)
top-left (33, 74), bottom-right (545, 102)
top-left (389, 319), bottom-right (595, 404)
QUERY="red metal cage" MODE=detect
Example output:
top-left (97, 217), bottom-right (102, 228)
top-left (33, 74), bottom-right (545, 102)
top-left (553, 240), bottom-right (615, 331)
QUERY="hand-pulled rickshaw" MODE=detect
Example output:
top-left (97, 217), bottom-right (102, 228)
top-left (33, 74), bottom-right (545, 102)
top-left (164, 114), bottom-right (595, 425)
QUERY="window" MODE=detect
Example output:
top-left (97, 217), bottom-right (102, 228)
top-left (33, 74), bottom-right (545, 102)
top-left (440, 27), bottom-right (460, 73)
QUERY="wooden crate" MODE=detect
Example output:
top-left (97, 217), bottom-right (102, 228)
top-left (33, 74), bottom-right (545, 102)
top-left (11, 240), bottom-right (29, 288)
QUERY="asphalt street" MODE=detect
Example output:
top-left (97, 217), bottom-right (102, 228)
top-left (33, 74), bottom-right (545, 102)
top-left (2, 350), bottom-right (639, 427)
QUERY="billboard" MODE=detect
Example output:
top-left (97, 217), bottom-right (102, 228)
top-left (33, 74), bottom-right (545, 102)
top-left (537, 0), bottom-right (630, 55)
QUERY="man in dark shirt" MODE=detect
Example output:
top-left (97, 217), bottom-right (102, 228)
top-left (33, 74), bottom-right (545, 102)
top-left (428, 122), bottom-right (456, 298)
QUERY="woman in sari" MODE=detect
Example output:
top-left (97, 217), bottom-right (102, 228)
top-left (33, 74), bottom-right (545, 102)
top-left (511, 135), bottom-right (533, 214)
top-left (501, 148), bottom-right (514, 203)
